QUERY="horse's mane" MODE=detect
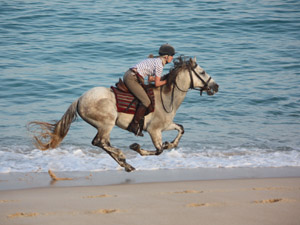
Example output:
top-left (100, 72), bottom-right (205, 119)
top-left (163, 56), bottom-right (194, 92)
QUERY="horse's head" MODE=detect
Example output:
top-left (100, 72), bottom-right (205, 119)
top-left (166, 56), bottom-right (219, 96)
top-left (188, 57), bottom-right (219, 96)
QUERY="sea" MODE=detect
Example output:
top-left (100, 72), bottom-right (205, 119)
top-left (1, 0), bottom-right (300, 173)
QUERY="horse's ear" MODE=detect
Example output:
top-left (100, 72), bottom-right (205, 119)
top-left (190, 57), bottom-right (197, 66)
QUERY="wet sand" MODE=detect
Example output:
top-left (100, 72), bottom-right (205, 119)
top-left (0, 168), bottom-right (300, 225)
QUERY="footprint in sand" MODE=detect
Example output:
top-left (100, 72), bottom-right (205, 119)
top-left (187, 202), bottom-right (224, 208)
top-left (0, 200), bottom-right (18, 203)
top-left (252, 187), bottom-right (298, 191)
top-left (86, 209), bottom-right (120, 214)
top-left (7, 212), bottom-right (39, 219)
top-left (7, 209), bottom-right (121, 219)
top-left (174, 190), bottom-right (203, 194)
top-left (165, 190), bottom-right (203, 195)
top-left (253, 198), bottom-right (295, 204)
top-left (82, 194), bottom-right (117, 199)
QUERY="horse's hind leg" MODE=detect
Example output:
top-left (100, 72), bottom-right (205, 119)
top-left (79, 97), bottom-right (135, 172)
top-left (92, 131), bottom-right (135, 172)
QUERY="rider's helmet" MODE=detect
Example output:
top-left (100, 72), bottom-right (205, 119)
top-left (159, 44), bottom-right (176, 56)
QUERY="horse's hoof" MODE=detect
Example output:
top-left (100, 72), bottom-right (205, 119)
top-left (155, 149), bottom-right (163, 155)
top-left (162, 141), bottom-right (170, 149)
top-left (125, 165), bottom-right (136, 172)
top-left (130, 143), bottom-right (140, 151)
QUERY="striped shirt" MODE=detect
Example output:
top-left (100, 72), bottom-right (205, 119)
top-left (132, 58), bottom-right (164, 78)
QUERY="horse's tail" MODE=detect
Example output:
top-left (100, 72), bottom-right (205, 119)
top-left (28, 99), bottom-right (79, 150)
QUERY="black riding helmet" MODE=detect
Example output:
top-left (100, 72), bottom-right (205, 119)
top-left (159, 44), bottom-right (175, 56)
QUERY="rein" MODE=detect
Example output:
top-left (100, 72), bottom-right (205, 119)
top-left (161, 62), bottom-right (212, 113)
top-left (160, 84), bottom-right (176, 113)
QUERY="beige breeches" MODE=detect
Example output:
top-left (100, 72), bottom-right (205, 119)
top-left (123, 70), bottom-right (151, 107)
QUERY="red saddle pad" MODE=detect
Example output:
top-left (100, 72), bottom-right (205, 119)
top-left (111, 86), bottom-right (155, 114)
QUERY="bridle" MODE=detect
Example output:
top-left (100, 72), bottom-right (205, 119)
top-left (161, 62), bottom-right (212, 113)
top-left (175, 63), bottom-right (212, 96)
top-left (189, 63), bottom-right (212, 95)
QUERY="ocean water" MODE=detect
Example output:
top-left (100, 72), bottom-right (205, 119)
top-left (1, 0), bottom-right (300, 173)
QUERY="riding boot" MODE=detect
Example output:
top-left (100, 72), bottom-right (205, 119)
top-left (127, 104), bottom-right (147, 137)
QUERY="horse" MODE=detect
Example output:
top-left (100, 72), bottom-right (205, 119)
top-left (28, 56), bottom-right (219, 172)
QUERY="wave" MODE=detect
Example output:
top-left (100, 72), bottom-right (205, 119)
top-left (0, 144), bottom-right (299, 173)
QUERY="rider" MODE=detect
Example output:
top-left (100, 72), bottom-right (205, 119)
top-left (124, 44), bottom-right (176, 136)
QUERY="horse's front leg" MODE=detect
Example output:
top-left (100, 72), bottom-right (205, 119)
top-left (130, 123), bottom-right (184, 156)
top-left (130, 129), bottom-right (164, 156)
top-left (162, 123), bottom-right (184, 150)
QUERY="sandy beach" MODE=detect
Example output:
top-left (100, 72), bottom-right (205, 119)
top-left (1, 169), bottom-right (300, 225)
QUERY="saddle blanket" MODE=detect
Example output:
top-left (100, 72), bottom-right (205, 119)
top-left (111, 86), bottom-right (155, 114)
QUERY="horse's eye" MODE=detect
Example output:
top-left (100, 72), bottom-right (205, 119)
top-left (201, 70), bottom-right (206, 75)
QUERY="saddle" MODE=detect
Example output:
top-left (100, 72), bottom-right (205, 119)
top-left (111, 79), bottom-right (155, 115)
top-left (115, 78), bottom-right (129, 92)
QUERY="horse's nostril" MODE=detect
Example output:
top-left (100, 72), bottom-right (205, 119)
top-left (215, 84), bottom-right (219, 91)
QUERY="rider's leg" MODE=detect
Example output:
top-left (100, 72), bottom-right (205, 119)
top-left (127, 104), bottom-right (147, 136)
top-left (123, 70), bottom-right (151, 136)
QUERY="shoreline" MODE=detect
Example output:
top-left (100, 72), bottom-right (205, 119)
top-left (1, 167), bottom-right (300, 191)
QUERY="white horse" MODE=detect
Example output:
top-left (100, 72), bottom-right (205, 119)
top-left (28, 56), bottom-right (219, 172)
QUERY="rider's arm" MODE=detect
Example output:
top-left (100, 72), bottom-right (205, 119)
top-left (148, 75), bottom-right (155, 82)
top-left (154, 76), bottom-right (167, 87)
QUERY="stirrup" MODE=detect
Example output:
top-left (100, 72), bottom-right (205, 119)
top-left (136, 129), bottom-right (144, 137)
top-left (127, 122), bottom-right (144, 137)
